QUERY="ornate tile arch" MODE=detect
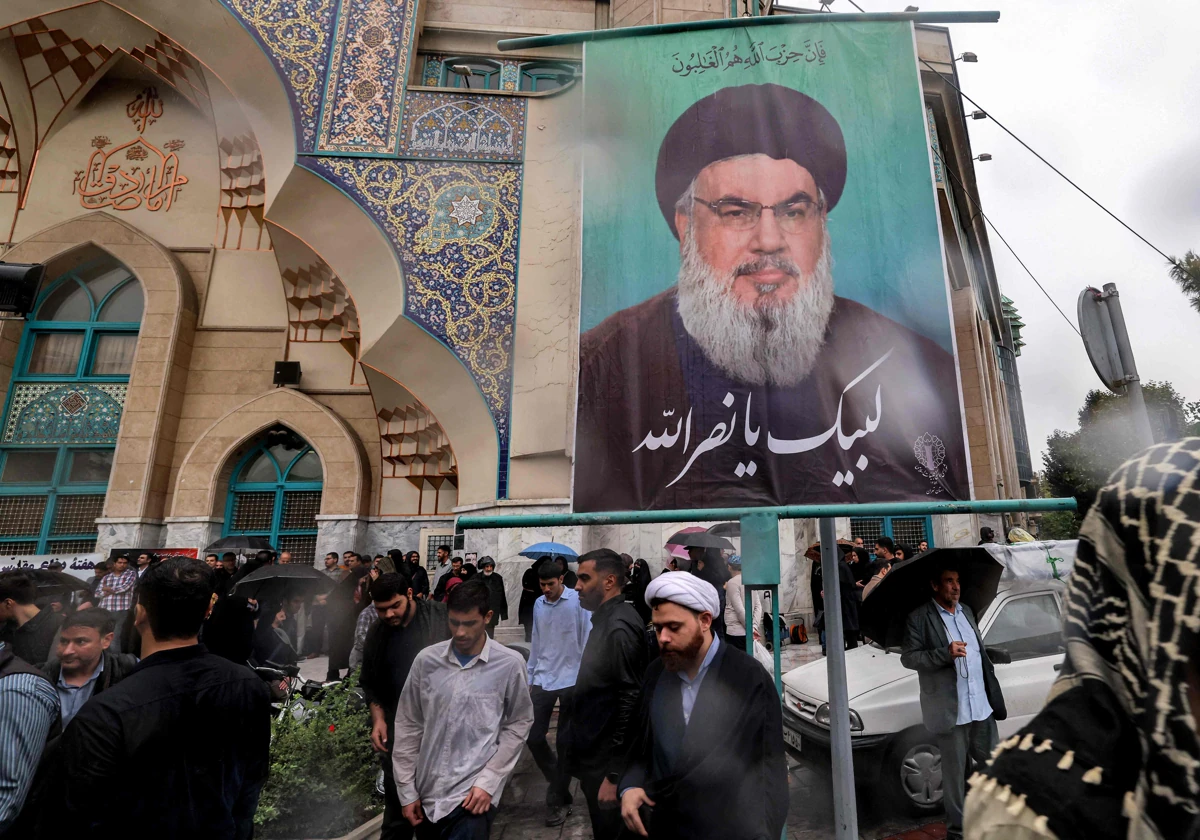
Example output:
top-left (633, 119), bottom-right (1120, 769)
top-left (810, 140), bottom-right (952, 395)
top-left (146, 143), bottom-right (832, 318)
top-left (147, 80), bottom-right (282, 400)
top-left (304, 156), bottom-right (520, 497)
top-left (219, 0), bottom-right (337, 152)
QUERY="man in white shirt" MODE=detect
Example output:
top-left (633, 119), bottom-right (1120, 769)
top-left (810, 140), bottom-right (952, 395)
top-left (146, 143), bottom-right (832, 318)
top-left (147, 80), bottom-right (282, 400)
top-left (393, 579), bottom-right (533, 839)
top-left (723, 557), bottom-right (763, 653)
top-left (526, 559), bottom-right (592, 826)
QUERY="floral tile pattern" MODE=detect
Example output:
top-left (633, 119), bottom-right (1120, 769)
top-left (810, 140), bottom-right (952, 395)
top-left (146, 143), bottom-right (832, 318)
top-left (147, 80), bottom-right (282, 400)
top-left (400, 92), bottom-right (526, 163)
top-left (316, 0), bottom-right (417, 154)
top-left (221, 0), bottom-right (337, 152)
top-left (305, 157), bottom-right (521, 497)
top-left (3, 383), bottom-right (127, 444)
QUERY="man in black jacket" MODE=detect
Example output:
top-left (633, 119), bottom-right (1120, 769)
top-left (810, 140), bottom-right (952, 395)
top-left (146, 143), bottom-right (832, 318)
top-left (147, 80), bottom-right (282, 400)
top-left (40, 608), bottom-right (137, 728)
top-left (620, 572), bottom-right (787, 840)
top-left (901, 565), bottom-right (1006, 840)
top-left (569, 549), bottom-right (648, 840)
top-left (0, 572), bottom-right (62, 667)
top-left (57, 558), bottom-right (271, 840)
top-left (478, 557), bottom-right (508, 638)
top-left (359, 572), bottom-right (450, 840)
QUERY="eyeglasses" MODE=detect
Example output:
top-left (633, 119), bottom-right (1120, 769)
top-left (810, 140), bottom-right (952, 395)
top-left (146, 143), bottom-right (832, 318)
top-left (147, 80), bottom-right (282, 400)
top-left (693, 195), bottom-right (824, 234)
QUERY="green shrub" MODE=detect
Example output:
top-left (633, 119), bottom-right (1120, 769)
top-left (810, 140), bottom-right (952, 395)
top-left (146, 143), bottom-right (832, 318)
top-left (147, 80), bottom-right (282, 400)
top-left (255, 671), bottom-right (382, 838)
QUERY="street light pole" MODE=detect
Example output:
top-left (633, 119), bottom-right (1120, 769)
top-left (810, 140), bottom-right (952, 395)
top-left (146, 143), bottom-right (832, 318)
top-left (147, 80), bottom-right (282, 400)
top-left (1101, 282), bottom-right (1155, 449)
top-left (818, 517), bottom-right (857, 840)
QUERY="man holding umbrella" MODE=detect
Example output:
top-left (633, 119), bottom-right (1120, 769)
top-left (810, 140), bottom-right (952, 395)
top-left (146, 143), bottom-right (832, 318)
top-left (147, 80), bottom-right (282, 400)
top-left (900, 565), bottom-right (1006, 840)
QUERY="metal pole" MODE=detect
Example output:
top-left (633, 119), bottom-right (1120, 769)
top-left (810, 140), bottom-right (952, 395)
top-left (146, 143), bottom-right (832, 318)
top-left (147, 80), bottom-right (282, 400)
top-left (818, 517), bottom-right (857, 840)
top-left (770, 584), bottom-right (781, 694)
top-left (1101, 282), bottom-right (1155, 449)
top-left (457, 497), bottom-right (1077, 532)
top-left (495, 10), bottom-right (1001, 51)
top-left (745, 588), bottom-right (755, 657)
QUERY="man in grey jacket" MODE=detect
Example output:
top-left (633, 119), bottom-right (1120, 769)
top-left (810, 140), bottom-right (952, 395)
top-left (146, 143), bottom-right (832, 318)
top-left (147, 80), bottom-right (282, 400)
top-left (901, 565), bottom-right (1006, 840)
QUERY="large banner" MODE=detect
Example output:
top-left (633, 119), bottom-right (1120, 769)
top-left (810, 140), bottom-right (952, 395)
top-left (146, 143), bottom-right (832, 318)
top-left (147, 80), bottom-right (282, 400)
top-left (574, 21), bottom-right (970, 511)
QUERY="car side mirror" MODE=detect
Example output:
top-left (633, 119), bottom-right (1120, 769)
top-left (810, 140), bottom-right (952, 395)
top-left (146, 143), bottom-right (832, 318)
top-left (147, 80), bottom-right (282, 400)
top-left (985, 646), bottom-right (1011, 665)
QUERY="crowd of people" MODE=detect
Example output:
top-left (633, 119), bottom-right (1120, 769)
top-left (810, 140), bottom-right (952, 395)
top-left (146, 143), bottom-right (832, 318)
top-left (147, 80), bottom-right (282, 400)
top-left (0, 542), bottom-right (788, 840)
top-left (1, 440), bottom-right (1196, 840)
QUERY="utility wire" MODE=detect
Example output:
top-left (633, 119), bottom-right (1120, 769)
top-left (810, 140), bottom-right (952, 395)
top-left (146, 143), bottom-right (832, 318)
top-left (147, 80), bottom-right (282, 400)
top-left (919, 58), bottom-right (1200, 285)
top-left (930, 144), bottom-right (1082, 338)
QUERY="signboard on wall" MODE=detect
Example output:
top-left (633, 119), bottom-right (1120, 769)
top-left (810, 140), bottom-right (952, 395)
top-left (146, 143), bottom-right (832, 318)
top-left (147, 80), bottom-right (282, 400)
top-left (573, 21), bottom-right (970, 511)
top-left (0, 553), bottom-right (104, 581)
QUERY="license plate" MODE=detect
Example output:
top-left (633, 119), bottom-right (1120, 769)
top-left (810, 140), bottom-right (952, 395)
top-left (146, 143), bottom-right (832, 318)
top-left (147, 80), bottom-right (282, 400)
top-left (783, 728), bottom-right (802, 752)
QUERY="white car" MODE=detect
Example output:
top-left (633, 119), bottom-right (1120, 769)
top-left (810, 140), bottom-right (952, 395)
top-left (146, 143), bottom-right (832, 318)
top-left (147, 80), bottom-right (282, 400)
top-left (781, 579), bottom-right (1066, 814)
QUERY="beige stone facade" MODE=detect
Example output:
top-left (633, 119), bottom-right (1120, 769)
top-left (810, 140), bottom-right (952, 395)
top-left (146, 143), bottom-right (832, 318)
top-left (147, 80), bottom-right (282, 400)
top-left (0, 2), bottom-right (1030, 630)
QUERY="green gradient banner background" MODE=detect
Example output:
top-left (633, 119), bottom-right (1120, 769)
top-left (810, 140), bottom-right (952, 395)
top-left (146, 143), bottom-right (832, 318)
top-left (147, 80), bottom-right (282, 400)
top-left (580, 20), bottom-right (954, 352)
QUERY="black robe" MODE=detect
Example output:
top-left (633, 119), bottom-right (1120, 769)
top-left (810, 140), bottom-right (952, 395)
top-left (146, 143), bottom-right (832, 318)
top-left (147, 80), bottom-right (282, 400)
top-left (622, 642), bottom-right (788, 840)
top-left (576, 288), bottom-right (969, 511)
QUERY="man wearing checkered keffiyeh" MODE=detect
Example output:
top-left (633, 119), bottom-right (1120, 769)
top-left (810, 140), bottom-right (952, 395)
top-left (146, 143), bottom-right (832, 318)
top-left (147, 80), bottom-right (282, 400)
top-left (965, 438), bottom-right (1200, 840)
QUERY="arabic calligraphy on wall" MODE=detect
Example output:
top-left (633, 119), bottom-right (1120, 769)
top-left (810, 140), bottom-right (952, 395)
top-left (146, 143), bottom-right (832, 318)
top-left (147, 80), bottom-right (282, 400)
top-left (399, 92), bottom-right (525, 163)
top-left (127, 87), bottom-right (163, 133)
top-left (671, 40), bottom-right (828, 76)
top-left (70, 86), bottom-right (188, 212)
top-left (72, 136), bottom-right (188, 212)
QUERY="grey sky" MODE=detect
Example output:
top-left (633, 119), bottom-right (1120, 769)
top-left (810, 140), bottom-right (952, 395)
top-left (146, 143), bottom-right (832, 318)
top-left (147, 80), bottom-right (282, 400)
top-left (786, 1), bottom-right (1200, 469)
top-left (938, 0), bottom-right (1200, 468)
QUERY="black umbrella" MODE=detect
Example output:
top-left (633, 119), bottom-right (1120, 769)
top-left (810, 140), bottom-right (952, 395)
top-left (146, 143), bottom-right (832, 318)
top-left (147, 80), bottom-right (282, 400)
top-left (229, 564), bottom-right (335, 601)
top-left (859, 547), bottom-right (1004, 648)
top-left (26, 569), bottom-right (92, 593)
top-left (204, 535), bottom-right (275, 554)
top-left (707, 522), bottom-right (740, 538)
top-left (665, 531), bottom-right (736, 551)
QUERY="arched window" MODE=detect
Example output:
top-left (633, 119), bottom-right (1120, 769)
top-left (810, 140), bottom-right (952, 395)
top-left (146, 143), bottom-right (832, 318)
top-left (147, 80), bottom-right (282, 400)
top-left (440, 58), bottom-right (502, 90)
top-left (518, 62), bottom-right (577, 93)
top-left (0, 256), bottom-right (142, 554)
top-left (225, 426), bottom-right (323, 562)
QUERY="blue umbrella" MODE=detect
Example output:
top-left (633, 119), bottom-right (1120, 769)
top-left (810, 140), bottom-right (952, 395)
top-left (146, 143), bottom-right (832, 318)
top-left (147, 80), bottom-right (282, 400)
top-left (518, 542), bottom-right (578, 560)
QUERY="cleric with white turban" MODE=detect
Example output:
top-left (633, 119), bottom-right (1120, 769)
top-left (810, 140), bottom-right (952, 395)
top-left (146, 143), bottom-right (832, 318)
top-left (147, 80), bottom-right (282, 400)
top-left (620, 570), bottom-right (787, 840)
top-left (644, 571), bottom-right (720, 617)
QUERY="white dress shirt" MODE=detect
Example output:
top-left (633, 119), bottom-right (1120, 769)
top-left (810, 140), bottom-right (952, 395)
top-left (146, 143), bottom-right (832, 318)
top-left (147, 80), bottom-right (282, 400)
top-left (934, 601), bottom-right (993, 726)
top-left (392, 637), bottom-right (534, 823)
top-left (678, 636), bottom-right (721, 726)
top-left (527, 587), bottom-right (592, 691)
top-left (723, 574), bottom-right (763, 639)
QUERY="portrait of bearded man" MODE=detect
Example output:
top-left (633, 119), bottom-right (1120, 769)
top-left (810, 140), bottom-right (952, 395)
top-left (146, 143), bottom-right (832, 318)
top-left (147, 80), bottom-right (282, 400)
top-left (575, 83), bottom-right (970, 512)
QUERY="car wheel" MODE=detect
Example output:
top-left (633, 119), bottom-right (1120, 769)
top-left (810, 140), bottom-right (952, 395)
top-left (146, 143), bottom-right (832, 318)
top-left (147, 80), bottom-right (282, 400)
top-left (885, 729), bottom-right (943, 815)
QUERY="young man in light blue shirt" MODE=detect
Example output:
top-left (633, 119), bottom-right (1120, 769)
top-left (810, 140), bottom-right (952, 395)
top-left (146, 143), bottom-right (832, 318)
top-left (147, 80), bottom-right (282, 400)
top-left (526, 559), bottom-right (592, 827)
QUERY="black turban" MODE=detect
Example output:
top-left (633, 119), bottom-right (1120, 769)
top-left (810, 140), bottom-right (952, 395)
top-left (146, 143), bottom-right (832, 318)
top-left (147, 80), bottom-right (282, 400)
top-left (655, 83), bottom-right (847, 239)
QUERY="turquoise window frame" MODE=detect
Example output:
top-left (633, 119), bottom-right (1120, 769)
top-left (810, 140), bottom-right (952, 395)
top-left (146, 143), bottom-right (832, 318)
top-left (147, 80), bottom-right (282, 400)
top-left (0, 257), bottom-right (141, 555)
top-left (0, 445), bottom-right (113, 554)
top-left (223, 440), bottom-right (323, 548)
top-left (517, 61), bottom-right (577, 92)
top-left (14, 263), bottom-right (141, 384)
top-left (439, 58), bottom-right (502, 90)
top-left (849, 515), bottom-right (935, 556)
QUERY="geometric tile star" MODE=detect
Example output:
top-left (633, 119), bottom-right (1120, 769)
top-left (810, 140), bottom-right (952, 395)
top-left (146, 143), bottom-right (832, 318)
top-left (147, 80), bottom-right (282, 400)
top-left (448, 194), bottom-right (484, 227)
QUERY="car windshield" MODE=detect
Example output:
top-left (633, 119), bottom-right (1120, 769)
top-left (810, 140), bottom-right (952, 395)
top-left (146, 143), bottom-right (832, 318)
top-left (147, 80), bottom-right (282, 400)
top-left (983, 593), bottom-right (1063, 661)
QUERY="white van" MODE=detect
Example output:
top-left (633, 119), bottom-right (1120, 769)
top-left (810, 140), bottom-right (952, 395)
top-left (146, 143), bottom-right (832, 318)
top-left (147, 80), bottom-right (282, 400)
top-left (780, 579), bottom-right (1066, 813)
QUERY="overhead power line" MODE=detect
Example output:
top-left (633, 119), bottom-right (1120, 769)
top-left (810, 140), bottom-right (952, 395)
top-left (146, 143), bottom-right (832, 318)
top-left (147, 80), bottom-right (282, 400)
top-left (919, 58), bottom-right (1200, 285)
top-left (930, 144), bottom-right (1082, 338)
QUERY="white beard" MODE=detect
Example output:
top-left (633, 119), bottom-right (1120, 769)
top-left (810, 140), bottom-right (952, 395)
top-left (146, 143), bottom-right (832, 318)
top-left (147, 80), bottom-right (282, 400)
top-left (675, 230), bottom-right (835, 388)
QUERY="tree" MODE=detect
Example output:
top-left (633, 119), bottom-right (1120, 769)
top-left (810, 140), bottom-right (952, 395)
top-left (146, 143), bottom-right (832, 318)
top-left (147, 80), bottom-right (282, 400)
top-left (1168, 251), bottom-right (1200, 314)
top-left (1041, 380), bottom-right (1199, 526)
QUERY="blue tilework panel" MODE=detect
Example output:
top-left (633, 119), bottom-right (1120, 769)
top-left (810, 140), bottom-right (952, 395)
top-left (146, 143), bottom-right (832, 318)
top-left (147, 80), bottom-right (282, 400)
top-left (400, 92), bottom-right (525, 163)
top-left (421, 55), bottom-right (443, 87)
top-left (3, 383), bottom-right (127, 444)
top-left (316, 0), bottom-right (417, 154)
top-left (220, 0), bottom-right (337, 152)
top-left (306, 157), bottom-right (520, 497)
top-left (500, 61), bottom-right (520, 93)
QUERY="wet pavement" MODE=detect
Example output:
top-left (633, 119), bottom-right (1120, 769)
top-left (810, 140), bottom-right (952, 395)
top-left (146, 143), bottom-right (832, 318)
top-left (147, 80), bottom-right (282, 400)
top-left (300, 644), bottom-right (943, 840)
